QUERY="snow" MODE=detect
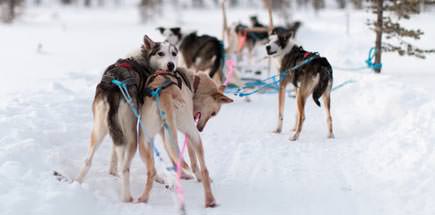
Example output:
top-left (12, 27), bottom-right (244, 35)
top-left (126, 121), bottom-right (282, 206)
top-left (1, 4), bottom-right (435, 215)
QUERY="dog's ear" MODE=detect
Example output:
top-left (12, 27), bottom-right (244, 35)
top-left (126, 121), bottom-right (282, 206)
top-left (213, 92), bottom-right (233, 104)
top-left (171, 27), bottom-right (181, 35)
top-left (282, 30), bottom-right (293, 40)
top-left (277, 30), bottom-right (292, 43)
top-left (156, 27), bottom-right (165, 34)
top-left (143, 35), bottom-right (155, 49)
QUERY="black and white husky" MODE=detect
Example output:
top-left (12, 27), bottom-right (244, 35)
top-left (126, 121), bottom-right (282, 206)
top-left (157, 27), bottom-right (225, 85)
top-left (76, 35), bottom-right (179, 202)
top-left (266, 31), bottom-right (334, 141)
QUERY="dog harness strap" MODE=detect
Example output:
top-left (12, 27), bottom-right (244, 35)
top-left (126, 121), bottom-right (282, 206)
top-left (144, 77), bottom-right (178, 97)
top-left (175, 70), bottom-right (192, 91)
top-left (117, 62), bottom-right (132, 70)
top-left (193, 76), bottom-right (200, 94)
top-left (303, 51), bottom-right (311, 58)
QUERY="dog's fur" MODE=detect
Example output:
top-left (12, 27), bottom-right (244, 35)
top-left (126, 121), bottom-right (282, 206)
top-left (157, 27), bottom-right (225, 85)
top-left (226, 20), bottom-right (301, 63)
top-left (75, 35), bottom-right (179, 202)
top-left (136, 68), bottom-right (233, 207)
top-left (265, 31), bottom-right (334, 141)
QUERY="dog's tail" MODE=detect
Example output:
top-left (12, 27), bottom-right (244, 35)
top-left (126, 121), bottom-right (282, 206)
top-left (106, 92), bottom-right (124, 145)
top-left (209, 40), bottom-right (225, 82)
top-left (312, 57), bottom-right (333, 107)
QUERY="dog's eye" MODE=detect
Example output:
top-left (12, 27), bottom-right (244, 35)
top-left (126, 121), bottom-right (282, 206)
top-left (158, 52), bottom-right (165, 57)
top-left (172, 52), bottom-right (177, 57)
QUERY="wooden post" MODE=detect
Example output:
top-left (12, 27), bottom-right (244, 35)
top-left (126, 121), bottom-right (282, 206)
top-left (266, 0), bottom-right (273, 33)
top-left (221, 0), bottom-right (228, 41)
top-left (263, 0), bottom-right (274, 77)
top-left (374, 0), bottom-right (383, 73)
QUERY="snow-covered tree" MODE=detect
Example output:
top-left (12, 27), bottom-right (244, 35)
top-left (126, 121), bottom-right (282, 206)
top-left (369, 0), bottom-right (435, 73)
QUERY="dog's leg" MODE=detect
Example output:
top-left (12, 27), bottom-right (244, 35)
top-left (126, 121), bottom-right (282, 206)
top-left (187, 141), bottom-right (201, 182)
top-left (274, 79), bottom-right (289, 133)
top-left (290, 90), bottom-right (307, 141)
top-left (160, 94), bottom-right (183, 168)
top-left (76, 103), bottom-right (108, 183)
top-left (322, 92), bottom-right (334, 139)
top-left (188, 131), bottom-right (217, 208)
top-left (109, 146), bottom-right (118, 176)
top-left (115, 140), bottom-right (135, 202)
top-left (159, 128), bottom-right (192, 181)
top-left (137, 134), bottom-right (157, 203)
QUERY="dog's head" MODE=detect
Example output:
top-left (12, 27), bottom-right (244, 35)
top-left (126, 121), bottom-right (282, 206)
top-left (265, 31), bottom-right (295, 57)
top-left (192, 73), bottom-right (233, 132)
top-left (142, 35), bottom-right (178, 72)
top-left (157, 27), bottom-right (183, 45)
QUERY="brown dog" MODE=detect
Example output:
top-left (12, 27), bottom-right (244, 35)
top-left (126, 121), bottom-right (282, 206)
top-left (75, 36), bottom-right (179, 202)
top-left (266, 31), bottom-right (334, 141)
top-left (136, 68), bottom-right (233, 207)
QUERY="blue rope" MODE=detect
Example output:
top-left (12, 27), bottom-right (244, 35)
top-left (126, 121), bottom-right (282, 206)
top-left (111, 79), bottom-right (165, 163)
top-left (226, 47), bottom-right (383, 96)
top-left (331, 80), bottom-right (356, 91)
top-left (334, 47), bottom-right (382, 71)
top-left (365, 47), bottom-right (382, 70)
top-left (148, 79), bottom-right (182, 172)
top-left (227, 53), bottom-right (320, 97)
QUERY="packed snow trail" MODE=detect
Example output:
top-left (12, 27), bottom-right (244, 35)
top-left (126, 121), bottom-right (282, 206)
top-left (1, 6), bottom-right (435, 215)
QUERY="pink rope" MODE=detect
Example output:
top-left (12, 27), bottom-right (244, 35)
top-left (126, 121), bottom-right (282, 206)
top-left (175, 114), bottom-right (199, 210)
top-left (224, 58), bottom-right (235, 86)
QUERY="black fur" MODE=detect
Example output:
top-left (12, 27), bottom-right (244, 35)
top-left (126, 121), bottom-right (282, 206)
top-left (249, 16), bottom-right (269, 40)
top-left (271, 21), bottom-right (302, 38)
top-left (179, 32), bottom-right (223, 80)
top-left (96, 58), bottom-right (153, 145)
top-left (280, 46), bottom-right (333, 107)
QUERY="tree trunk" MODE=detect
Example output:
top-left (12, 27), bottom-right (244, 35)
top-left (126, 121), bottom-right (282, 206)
top-left (374, 0), bottom-right (383, 73)
top-left (10, 0), bottom-right (15, 21)
top-left (84, 0), bottom-right (91, 7)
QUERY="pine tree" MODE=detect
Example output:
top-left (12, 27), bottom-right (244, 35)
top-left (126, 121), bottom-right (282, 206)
top-left (369, 0), bottom-right (435, 73)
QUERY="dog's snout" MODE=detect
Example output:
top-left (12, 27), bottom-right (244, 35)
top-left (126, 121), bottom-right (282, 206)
top-left (266, 46), bottom-right (271, 52)
top-left (167, 62), bottom-right (175, 71)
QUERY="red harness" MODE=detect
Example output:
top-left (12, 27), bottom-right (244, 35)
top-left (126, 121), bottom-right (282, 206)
top-left (303, 51), bottom-right (311, 58)
top-left (116, 62), bottom-right (132, 70)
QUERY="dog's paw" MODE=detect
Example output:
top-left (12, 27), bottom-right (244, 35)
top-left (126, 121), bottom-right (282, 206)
top-left (181, 172), bottom-right (194, 180)
top-left (137, 195), bottom-right (149, 203)
top-left (109, 170), bottom-right (118, 177)
top-left (273, 128), bottom-right (282, 133)
top-left (74, 177), bottom-right (84, 184)
top-left (328, 133), bottom-right (335, 139)
top-left (289, 134), bottom-right (299, 141)
top-left (205, 198), bottom-right (218, 208)
top-left (122, 195), bottom-right (134, 203)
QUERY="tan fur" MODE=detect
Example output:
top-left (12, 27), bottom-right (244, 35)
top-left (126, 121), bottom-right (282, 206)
top-left (76, 98), bottom-right (138, 202)
top-left (274, 72), bottom-right (334, 141)
top-left (137, 69), bottom-right (233, 208)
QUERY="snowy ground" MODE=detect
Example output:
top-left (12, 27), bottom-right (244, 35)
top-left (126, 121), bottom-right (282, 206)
top-left (1, 4), bottom-right (435, 215)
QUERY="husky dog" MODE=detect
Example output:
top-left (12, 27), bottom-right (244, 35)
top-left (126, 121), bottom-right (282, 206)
top-left (157, 27), bottom-right (225, 85)
top-left (136, 68), bottom-right (233, 207)
top-left (225, 19), bottom-right (301, 64)
top-left (75, 35), bottom-right (179, 202)
top-left (265, 31), bottom-right (334, 141)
